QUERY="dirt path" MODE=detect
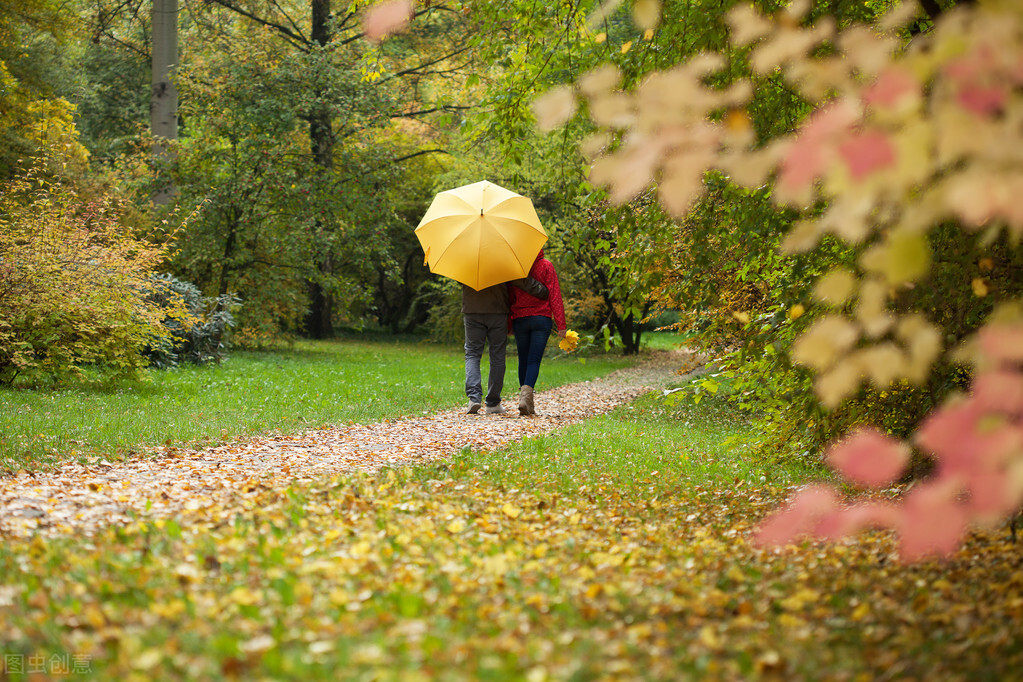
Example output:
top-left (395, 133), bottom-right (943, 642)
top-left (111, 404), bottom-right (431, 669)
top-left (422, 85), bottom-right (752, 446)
top-left (1, 351), bottom-right (691, 538)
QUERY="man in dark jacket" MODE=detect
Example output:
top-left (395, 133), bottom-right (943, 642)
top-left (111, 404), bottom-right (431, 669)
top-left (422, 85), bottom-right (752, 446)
top-left (463, 276), bottom-right (547, 414)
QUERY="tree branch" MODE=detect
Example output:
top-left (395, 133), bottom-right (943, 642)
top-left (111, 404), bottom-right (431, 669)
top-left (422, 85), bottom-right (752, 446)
top-left (390, 149), bottom-right (449, 164)
top-left (205, 0), bottom-right (311, 50)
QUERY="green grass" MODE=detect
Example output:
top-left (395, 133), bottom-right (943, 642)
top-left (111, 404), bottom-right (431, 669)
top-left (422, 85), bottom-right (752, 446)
top-left (427, 387), bottom-right (819, 500)
top-left (0, 338), bottom-right (636, 471)
top-left (637, 330), bottom-right (689, 352)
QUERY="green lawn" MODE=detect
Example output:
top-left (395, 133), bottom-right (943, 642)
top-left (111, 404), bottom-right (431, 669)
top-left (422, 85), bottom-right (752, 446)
top-left (0, 337), bottom-right (635, 471)
top-left (439, 389), bottom-right (816, 498)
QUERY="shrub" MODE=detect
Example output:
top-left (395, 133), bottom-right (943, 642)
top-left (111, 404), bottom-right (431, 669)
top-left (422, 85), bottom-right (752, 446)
top-left (0, 162), bottom-right (177, 385)
top-left (143, 274), bottom-right (239, 369)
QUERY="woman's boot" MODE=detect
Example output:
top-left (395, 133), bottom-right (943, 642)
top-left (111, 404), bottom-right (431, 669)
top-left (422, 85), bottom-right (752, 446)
top-left (519, 385), bottom-right (534, 416)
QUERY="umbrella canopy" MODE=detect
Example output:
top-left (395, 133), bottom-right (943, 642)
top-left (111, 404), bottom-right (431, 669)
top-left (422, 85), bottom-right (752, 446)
top-left (415, 180), bottom-right (548, 291)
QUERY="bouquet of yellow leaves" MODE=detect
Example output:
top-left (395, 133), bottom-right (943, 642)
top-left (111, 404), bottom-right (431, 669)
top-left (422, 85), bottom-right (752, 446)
top-left (558, 329), bottom-right (579, 352)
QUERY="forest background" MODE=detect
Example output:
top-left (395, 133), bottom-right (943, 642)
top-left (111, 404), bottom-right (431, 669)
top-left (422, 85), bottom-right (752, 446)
top-left (2, 0), bottom-right (1023, 543)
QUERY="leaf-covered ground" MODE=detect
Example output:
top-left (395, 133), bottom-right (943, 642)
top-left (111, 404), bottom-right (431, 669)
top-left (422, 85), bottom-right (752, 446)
top-left (2, 473), bottom-right (1020, 681)
top-left (1, 353), bottom-right (1021, 681)
top-left (0, 354), bottom-right (680, 538)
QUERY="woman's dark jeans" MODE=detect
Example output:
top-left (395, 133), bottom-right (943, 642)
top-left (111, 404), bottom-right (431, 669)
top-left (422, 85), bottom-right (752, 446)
top-left (512, 315), bottom-right (553, 388)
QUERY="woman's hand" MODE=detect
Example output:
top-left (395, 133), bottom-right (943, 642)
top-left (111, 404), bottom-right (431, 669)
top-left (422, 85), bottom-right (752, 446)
top-left (557, 329), bottom-right (567, 338)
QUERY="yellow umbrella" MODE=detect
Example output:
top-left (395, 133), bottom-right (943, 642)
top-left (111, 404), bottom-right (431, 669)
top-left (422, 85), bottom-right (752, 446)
top-left (415, 180), bottom-right (548, 291)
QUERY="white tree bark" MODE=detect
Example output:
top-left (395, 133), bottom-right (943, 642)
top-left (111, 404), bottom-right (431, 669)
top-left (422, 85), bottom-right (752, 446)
top-left (151, 0), bottom-right (178, 204)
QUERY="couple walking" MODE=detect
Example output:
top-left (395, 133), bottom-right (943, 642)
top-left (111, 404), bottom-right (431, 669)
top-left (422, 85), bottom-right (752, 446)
top-left (462, 248), bottom-right (566, 416)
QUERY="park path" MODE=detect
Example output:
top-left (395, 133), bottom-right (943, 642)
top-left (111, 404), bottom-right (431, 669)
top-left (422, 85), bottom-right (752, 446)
top-left (0, 351), bottom-right (690, 539)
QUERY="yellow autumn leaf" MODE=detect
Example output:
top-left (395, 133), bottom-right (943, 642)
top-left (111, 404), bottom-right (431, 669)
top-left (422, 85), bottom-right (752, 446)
top-left (135, 649), bottom-right (163, 670)
top-left (854, 343), bottom-right (906, 388)
top-left (481, 553), bottom-right (510, 576)
top-left (815, 361), bottom-right (864, 408)
top-left (632, 0), bottom-right (661, 30)
top-left (502, 502), bottom-right (522, 519)
top-left (578, 65), bottom-right (621, 100)
top-left (781, 219), bottom-right (825, 253)
top-left (698, 625), bottom-right (722, 649)
top-left (150, 599), bottom-right (186, 618)
top-left (229, 586), bottom-right (261, 606)
top-left (896, 313), bottom-right (943, 382)
top-left (328, 589), bottom-right (350, 607)
top-left (814, 268), bottom-right (857, 305)
top-left (591, 551), bottom-right (625, 567)
top-left (778, 613), bottom-right (806, 629)
top-left (860, 230), bottom-right (931, 285)
top-left (855, 279), bottom-right (894, 338)
top-left (532, 86), bottom-right (577, 132)
top-left (779, 588), bottom-right (819, 611)
top-left (791, 315), bottom-right (860, 370)
top-left (851, 602), bottom-right (871, 621)
top-left (446, 518), bottom-right (466, 533)
top-left (174, 563), bottom-right (200, 583)
top-left (559, 329), bottom-right (580, 352)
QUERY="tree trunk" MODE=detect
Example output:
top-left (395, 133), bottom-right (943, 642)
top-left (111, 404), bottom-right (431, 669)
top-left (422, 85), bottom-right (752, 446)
top-left (304, 0), bottom-right (336, 338)
top-left (151, 0), bottom-right (178, 205)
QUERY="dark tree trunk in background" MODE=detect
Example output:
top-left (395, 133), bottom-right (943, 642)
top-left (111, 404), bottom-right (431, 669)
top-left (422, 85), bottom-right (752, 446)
top-left (151, 0), bottom-right (178, 204)
top-left (303, 0), bottom-right (336, 338)
top-left (608, 306), bottom-right (647, 356)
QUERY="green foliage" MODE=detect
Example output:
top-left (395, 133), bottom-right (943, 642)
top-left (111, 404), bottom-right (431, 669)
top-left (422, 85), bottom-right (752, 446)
top-left (649, 174), bottom-right (846, 457)
top-left (143, 274), bottom-right (240, 369)
top-left (0, 0), bottom-right (85, 180)
top-left (0, 162), bottom-right (178, 386)
top-left (547, 0), bottom-right (967, 460)
top-left (160, 1), bottom-right (457, 338)
top-left (458, 0), bottom-right (750, 353)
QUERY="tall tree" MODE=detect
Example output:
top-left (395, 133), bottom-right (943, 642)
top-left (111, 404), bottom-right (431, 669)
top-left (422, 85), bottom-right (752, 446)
top-left (151, 0), bottom-right (178, 203)
top-left (304, 0), bottom-right (337, 337)
top-left (162, 0), bottom-right (468, 336)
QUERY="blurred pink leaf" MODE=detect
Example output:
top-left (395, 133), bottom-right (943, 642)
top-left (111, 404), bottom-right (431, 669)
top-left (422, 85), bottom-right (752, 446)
top-left (967, 468), bottom-right (1019, 519)
top-left (916, 401), bottom-right (990, 473)
top-left (778, 137), bottom-right (826, 194)
top-left (754, 484), bottom-right (839, 547)
top-left (814, 502), bottom-right (897, 540)
top-left (973, 369), bottom-right (1023, 415)
top-left (838, 129), bottom-right (895, 180)
top-left (363, 0), bottom-right (413, 42)
top-left (957, 85), bottom-right (1007, 117)
top-left (897, 482), bottom-right (968, 561)
top-left (977, 323), bottom-right (1023, 363)
top-left (863, 66), bottom-right (919, 109)
top-left (827, 428), bottom-right (909, 488)
top-left (777, 101), bottom-right (857, 193)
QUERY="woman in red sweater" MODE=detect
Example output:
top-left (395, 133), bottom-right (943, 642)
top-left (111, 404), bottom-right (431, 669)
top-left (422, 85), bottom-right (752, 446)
top-left (508, 248), bottom-right (567, 415)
